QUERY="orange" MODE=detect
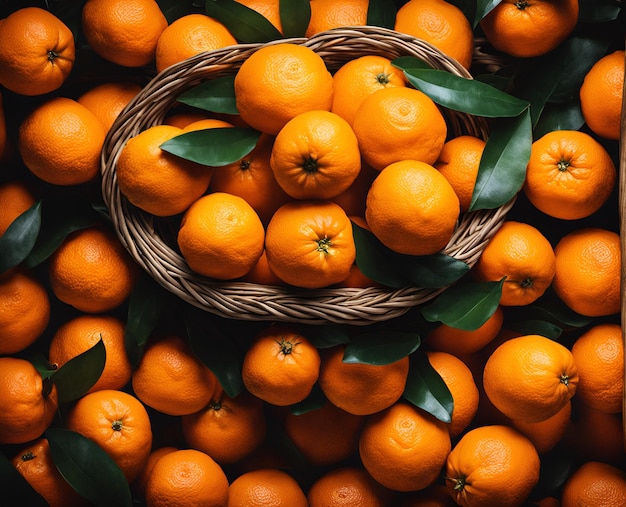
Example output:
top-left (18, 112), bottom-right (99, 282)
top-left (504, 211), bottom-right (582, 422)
top-left (177, 192), bottom-right (265, 280)
top-left (240, 249), bottom-right (286, 285)
top-left (227, 468), bottom-right (308, 507)
top-left (65, 389), bottom-right (152, 482)
top-left (77, 81), bottom-right (142, 133)
top-left (472, 221), bottom-right (556, 306)
top-left (164, 110), bottom-right (210, 128)
top-left (353, 87), bottom-right (448, 171)
top-left (131, 446), bottom-right (178, 501)
top-left (510, 400), bottom-right (572, 454)
top-left (0, 179), bottom-right (37, 236)
top-left (365, 159), bottom-right (460, 256)
top-left (425, 351), bottom-right (479, 437)
top-left (12, 439), bottom-right (88, 507)
top-left (47, 223), bottom-right (139, 314)
top-left (131, 334), bottom-right (219, 416)
top-left (400, 484), bottom-right (457, 507)
top-left (305, 0), bottom-right (368, 37)
top-left (48, 314), bottom-right (132, 393)
top-left (483, 334), bottom-right (578, 423)
top-left (264, 200), bottom-right (356, 288)
top-left (234, 42), bottom-right (334, 135)
top-left (394, 0), bottom-right (474, 69)
top-left (329, 162), bottom-right (379, 218)
top-left (270, 110), bottom-right (361, 200)
top-left (283, 401), bottom-right (365, 467)
top-left (241, 323), bottom-right (321, 406)
top-left (570, 323), bottom-right (623, 414)
top-left (359, 402), bottom-right (451, 492)
top-left (0, 7), bottom-right (74, 96)
top-left (116, 124), bottom-right (214, 217)
top-left (0, 357), bottom-right (58, 445)
top-left (181, 390), bottom-right (267, 465)
top-left (81, 0), bottom-right (167, 67)
top-left (0, 92), bottom-right (6, 159)
top-left (181, 117), bottom-right (235, 132)
top-left (307, 466), bottom-right (395, 507)
top-left (580, 50), bottom-right (625, 141)
top-left (479, 0), bottom-right (579, 58)
top-left (523, 129), bottom-right (617, 220)
top-left (18, 97), bottom-right (106, 186)
top-left (434, 135), bottom-right (486, 212)
top-left (235, 0), bottom-right (283, 33)
top-left (0, 267), bottom-right (50, 355)
top-left (145, 449), bottom-right (229, 507)
top-left (561, 461), bottom-right (626, 507)
top-left (155, 13), bottom-right (237, 73)
top-left (552, 227), bottom-right (620, 317)
top-left (444, 425), bottom-right (540, 507)
top-left (319, 345), bottom-right (409, 416)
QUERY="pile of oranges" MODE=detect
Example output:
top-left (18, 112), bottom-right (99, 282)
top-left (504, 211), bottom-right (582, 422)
top-left (0, 1), bottom-right (625, 507)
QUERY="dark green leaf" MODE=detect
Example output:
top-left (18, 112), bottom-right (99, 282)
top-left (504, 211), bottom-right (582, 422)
top-left (160, 127), bottom-right (261, 166)
top-left (51, 338), bottom-right (106, 404)
top-left (473, 72), bottom-right (514, 92)
top-left (177, 76), bottom-right (239, 115)
top-left (303, 325), bottom-right (351, 349)
top-left (0, 450), bottom-right (49, 507)
top-left (156, 0), bottom-right (196, 23)
top-left (392, 56), bottom-right (431, 71)
top-left (279, 0), bottom-right (311, 37)
top-left (403, 352), bottom-right (453, 423)
top-left (578, 0), bottom-right (622, 23)
top-left (30, 353), bottom-right (58, 381)
top-left (525, 300), bottom-right (593, 329)
top-left (508, 319), bottom-right (563, 340)
top-left (533, 100), bottom-right (584, 138)
top-left (421, 279), bottom-right (504, 330)
top-left (529, 447), bottom-right (577, 501)
top-left (399, 253), bottom-right (470, 288)
top-left (367, 0), bottom-right (397, 28)
top-left (343, 331), bottom-right (420, 365)
top-left (474, 0), bottom-right (501, 26)
top-left (205, 0), bottom-right (283, 42)
top-left (47, 429), bottom-right (133, 507)
top-left (470, 108), bottom-right (531, 210)
top-left (0, 201), bottom-right (42, 273)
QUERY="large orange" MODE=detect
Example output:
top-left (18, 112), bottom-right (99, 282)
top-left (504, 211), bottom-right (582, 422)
top-left (305, 0), bottom-right (369, 37)
top-left (0, 179), bottom-right (37, 237)
top-left (510, 400), bottom-right (572, 454)
top-left (227, 468), bottom-right (308, 507)
top-left (560, 460), bottom-right (626, 507)
top-left (0, 7), bottom-right (75, 96)
top-left (131, 446), bottom-right (178, 501)
top-left (307, 466), bottom-right (395, 507)
top-left (77, 81), bottom-right (142, 133)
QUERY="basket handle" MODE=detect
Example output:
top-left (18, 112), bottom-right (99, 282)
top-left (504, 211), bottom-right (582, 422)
top-left (619, 40), bottom-right (626, 452)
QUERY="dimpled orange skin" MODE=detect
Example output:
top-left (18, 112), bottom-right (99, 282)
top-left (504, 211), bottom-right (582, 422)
top-left (305, 0), bottom-right (368, 37)
top-left (560, 461), bottom-right (626, 507)
top-left (227, 468), bottom-right (309, 507)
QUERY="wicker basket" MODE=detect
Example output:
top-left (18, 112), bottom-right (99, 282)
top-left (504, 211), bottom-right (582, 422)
top-left (101, 25), bottom-right (516, 326)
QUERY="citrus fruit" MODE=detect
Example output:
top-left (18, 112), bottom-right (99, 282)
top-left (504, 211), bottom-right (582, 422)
top-left (227, 468), bottom-right (308, 507)
top-left (510, 400), bottom-right (572, 454)
top-left (77, 81), bottom-right (142, 132)
top-left (235, 0), bottom-right (283, 33)
top-left (560, 460), bottom-right (626, 507)
top-left (307, 466), bottom-right (395, 507)
top-left (305, 0), bottom-right (369, 37)
top-left (131, 446), bottom-right (178, 501)
top-left (0, 179), bottom-right (37, 237)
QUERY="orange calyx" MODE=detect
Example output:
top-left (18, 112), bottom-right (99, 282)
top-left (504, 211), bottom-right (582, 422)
top-left (277, 337), bottom-right (300, 356)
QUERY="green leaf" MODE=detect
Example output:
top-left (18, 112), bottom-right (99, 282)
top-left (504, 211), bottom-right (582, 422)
top-left (46, 428), bottom-right (133, 507)
top-left (508, 319), bottom-right (563, 340)
top-left (578, 0), bottom-right (622, 23)
top-left (367, 0), bottom-right (397, 28)
top-left (403, 352), bottom-right (453, 423)
top-left (0, 200), bottom-right (42, 273)
top-left (474, 0), bottom-right (501, 26)
top-left (156, 0), bottom-right (196, 23)
top-left (521, 299), bottom-right (593, 329)
top-left (421, 278), bottom-right (504, 330)
top-left (392, 56), bottom-right (432, 71)
top-left (51, 337), bottom-right (106, 404)
top-left (279, 0), bottom-right (311, 37)
top-left (343, 331), bottom-right (420, 365)
top-left (205, 0), bottom-right (283, 42)
top-left (470, 108), bottom-right (531, 211)
top-left (0, 450), bottom-right (50, 507)
top-left (533, 100), bottom-right (585, 138)
top-left (176, 76), bottom-right (239, 115)
top-left (398, 253), bottom-right (470, 289)
top-left (160, 127), bottom-right (261, 166)
top-left (303, 325), bottom-right (351, 349)
top-left (529, 448), bottom-right (577, 501)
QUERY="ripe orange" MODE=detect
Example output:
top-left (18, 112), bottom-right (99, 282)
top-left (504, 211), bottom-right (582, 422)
top-left (131, 334), bottom-right (219, 416)
top-left (227, 468), bottom-right (308, 507)
top-left (131, 446), bottom-right (177, 501)
top-left (0, 179), bottom-right (37, 236)
top-left (394, 0), bottom-right (475, 69)
top-left (264, 200), bottom-right (356, 288)
top-left (77, 81), bottom-right (142, 133)
top-left (479, 0), bottom-right (579, 58)
top-left (116, 124), bottom-right (214, 217)
top-left (359, 402), bottom-right (451, 492)
top-left (0, 357), bottom-right (58, 445)
top-left (47, 223), bottom-right (139, 314)
top-left (307, 466), bottom-right (395, 507)
top-left (318, 345), bottom-right (409, 416)
top-left (48, 314), bottom-right (132, 393)
top-left (365, 159), bottom-right (460, 256)
top-left (155, 14), bottom-right (237, 73)
top-left (510, 400), bottom-right (572, 454)
top-left (235, 0), bottom-right (283, 33)
top-left (580, 50), bottom-right (625, 141)
top-left (400, 484), bottom-right (457, 507)
top-left (81, 0), bottom-right (168, 67)
top-left (181, 117), bottom-right (235, 132)
top-left (0, 92), bottom-right (6, 159)
top-left (241, 323), bottom-right (321, 406)
top-left (329, 162), bottom-right (379, 218)
top-left (0, 7), bottom-right (75, 96)
top-left (523, 129), bottom-right (617, 220)
top-left (234, 42), bottom-right (334, 135)
top-left (305, 0), bottom-right (369, 37)
top-left (163, 110), bottom-right (210, 128)
top-left (270, 110), bottom-right (361, 200)
top-left (240, 249), bottom-right (286, 285)
top-left (18, 97), bottom-right (106, 186)
top-left (0, 267), bottom-right (50, 356)
top-left (483, 334), bottom-right (578, 423)
top-left (552, 227), bottom-right (621, 317)
top-left (177, 192), bottom-right (265, 280)
top-left (145, 449), bottom-right (229, 507)
top-left (444, 424), bottom-right (540, 507)
top-left (560, 461), bottom-right (626, 507)
top-left (353, 87), bottom-right (448, 170)
top-left (472, 221), bottom-right (556, 306)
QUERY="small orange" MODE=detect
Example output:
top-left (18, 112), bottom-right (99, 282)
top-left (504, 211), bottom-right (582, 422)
top-left (365, 159), bottom-right (460, 256)
top-left (155, 14), bottom-right (237, 73)
top-left (318, 344), bottom-right (409, 416)
top-left (444, 425), bottom-right (540, 507)
top-left (131, 446), bottom-right (178, 501)
top-left (163, 110), bottom-right (209, 128)
top-left (240, 249), bottom-right (286, 285)
top-left (307, 466), bottom-right (395, 507)
top-left (181, 117), bottom-right (235, 132)
top-left (0, 179), bottom-right (37, 236)
top-left (510, 400), bottom-right (572, 454)
top-left (329, 162), bottom-right (379, 218)
top-left (227, 468), bottom-right (308, 507)
top-left (264, 200), bottom-right (356, 288)
top-left (241, 323), bottom-right (321, 406)
top-left (235, 0), bottom-right (283, 33)
top-left (552, 228), bottom-right (621, 317)
top-left (234, 42), bottom-right (334, 135)
top-left (305, 0), bottom-right (369, 37)
top-left (560, 461), bottom-right (626, 507)
top-left (77, 81), bottom-right (142, 133)
top-left (483, 334), bottom-right (578, 423)
top-left (472, 221), bottom-right (556, 306)
top-left (400, 484), bottom-right (457, 507)
top-left (0, 7), bottom-right (75, 96)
